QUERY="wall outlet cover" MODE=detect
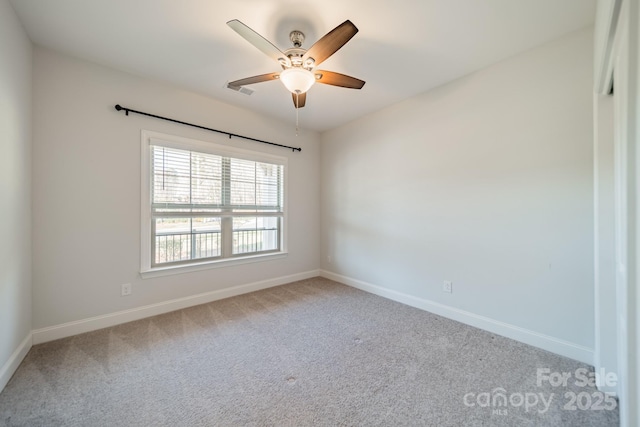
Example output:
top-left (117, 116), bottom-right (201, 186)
top-left (443, 281), bottom-right (453, 293)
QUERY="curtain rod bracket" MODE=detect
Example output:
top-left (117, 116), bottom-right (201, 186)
top-left (115, 104), bottom-right (129, 116)
top-left (114, 104), bottom-right (302, 152)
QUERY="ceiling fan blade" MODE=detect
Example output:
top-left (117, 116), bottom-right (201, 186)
top-left (314, 71), bottom-right (365, 89)
top-left (228, 72), bottom-right (280, 87)
top-left (292, 92), bottom-right (306, 108)
top-left (227, 19), bottom-right (291, 67)
top-left (302, 20), bottom-right (358, 67)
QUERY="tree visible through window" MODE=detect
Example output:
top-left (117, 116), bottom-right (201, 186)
top-left (143, 134), bottom-right (285, 270)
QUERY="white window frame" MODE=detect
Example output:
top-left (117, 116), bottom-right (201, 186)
top-left (140, 130), bottom-right (288, 278)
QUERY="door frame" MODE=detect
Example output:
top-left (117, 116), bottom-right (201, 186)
top-left (594, 1), bottom-right (639, 426)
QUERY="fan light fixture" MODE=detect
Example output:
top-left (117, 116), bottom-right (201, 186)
top-left (279, 68), bottom-right (315, 94)
top-left (227, 19), bottom-right (365, 109)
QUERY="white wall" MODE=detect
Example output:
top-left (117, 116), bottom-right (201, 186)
top-left (593, 93), bottom-right (617, 393)
top-left (0, 0), bottom-right (32, 387)
top-left (321, 28), bottom-right (595, 361)
top-left (32, 48), bottom-right (320, 330)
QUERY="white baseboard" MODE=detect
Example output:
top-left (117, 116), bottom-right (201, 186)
top-left (0, 333), bottom-right (32, 392)
top-left (32, 270), bottom-right (320, 345)
top-left (320, 270), bottom-right (594, 365)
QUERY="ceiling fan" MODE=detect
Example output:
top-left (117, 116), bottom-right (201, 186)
top-left (227, 19), bottom-right (365, 109)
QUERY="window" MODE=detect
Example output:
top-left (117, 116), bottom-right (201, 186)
top-left (141, 131), bottom-right (287, 277)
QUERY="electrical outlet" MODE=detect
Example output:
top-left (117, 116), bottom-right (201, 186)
top-left (327, 255), bottom-right (332, 263)
top-left (121, 283), bottom-right (132, 296)
top-left (443, 281), bottom-right (453, 293)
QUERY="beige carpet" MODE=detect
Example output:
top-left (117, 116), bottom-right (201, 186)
top-left (0, 277), bottom-right (619, 426)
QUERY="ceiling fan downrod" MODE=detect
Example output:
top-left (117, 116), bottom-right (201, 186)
top-left (289, 30), bottom-right (305, 48)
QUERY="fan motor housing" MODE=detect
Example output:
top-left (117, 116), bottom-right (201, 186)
top-left (284, 47), bottom-right (305, 66)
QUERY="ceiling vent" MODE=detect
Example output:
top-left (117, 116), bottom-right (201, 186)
top-left (226, 82), bottom-right (254, 96)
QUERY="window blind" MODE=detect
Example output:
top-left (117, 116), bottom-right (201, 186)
top-left (151, 145), bottom-right (283, 215)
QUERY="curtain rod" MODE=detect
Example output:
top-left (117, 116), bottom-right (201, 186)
top-left (114, 104), bottom-right (302, 152)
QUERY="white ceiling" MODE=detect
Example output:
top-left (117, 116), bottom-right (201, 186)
top-left (10, 0), bottom-right (596, 132)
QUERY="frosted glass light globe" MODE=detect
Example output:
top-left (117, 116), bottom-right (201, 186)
top-left (280, 68), bottom-right (315, 94)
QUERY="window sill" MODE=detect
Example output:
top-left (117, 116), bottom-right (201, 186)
top-left (140, 252), bottom-right (288, 279)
